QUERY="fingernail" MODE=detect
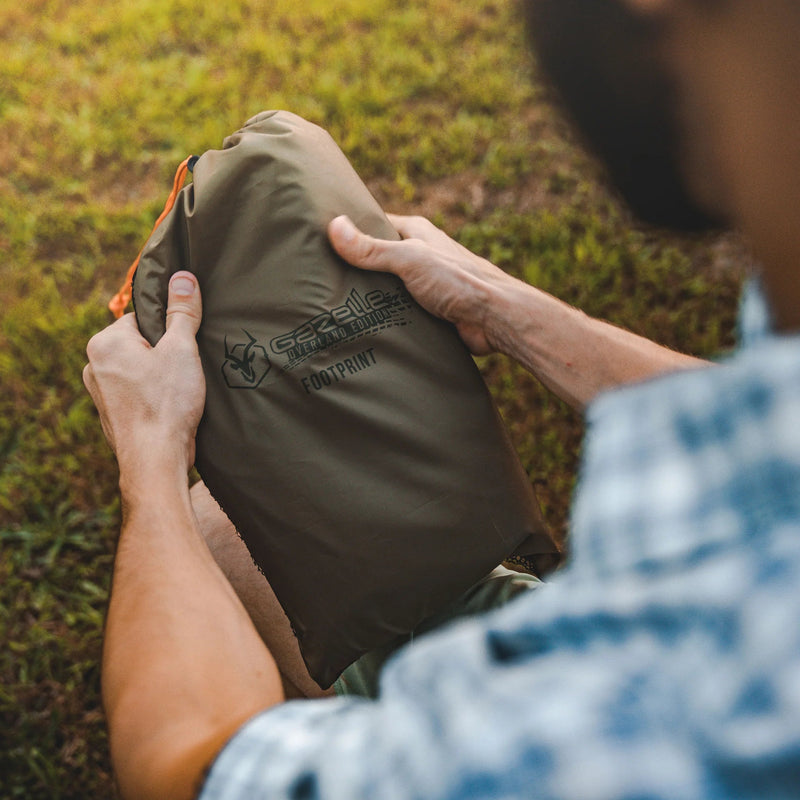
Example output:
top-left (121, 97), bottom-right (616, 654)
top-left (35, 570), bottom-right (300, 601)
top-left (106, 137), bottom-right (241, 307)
top-left (334, 215), bottom-right (356, 243)
top-left (170, 275), bottom-right (195, 296)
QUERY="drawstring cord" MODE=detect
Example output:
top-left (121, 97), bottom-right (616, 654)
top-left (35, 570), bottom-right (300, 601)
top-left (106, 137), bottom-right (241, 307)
top-left (108, 155), bottom-right (197, 318)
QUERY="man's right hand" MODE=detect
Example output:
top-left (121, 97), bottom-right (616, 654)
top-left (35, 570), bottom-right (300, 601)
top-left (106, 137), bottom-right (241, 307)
top-left (328, 214), bottom-right (517, 356)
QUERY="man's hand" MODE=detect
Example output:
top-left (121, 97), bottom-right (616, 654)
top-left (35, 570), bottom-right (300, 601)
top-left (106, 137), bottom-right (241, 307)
top-left (86, 271), bottom-right (284, 800)
top-left (328, 214), bottom-right (517, 356)
top-left (330, 213), bottom-right (709, 409)
top-left (83, 271), bottom-right (205, 478)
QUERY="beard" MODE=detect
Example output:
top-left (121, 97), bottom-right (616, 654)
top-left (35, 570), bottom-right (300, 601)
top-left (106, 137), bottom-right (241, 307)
top-left (523, 0), bottom-right (726, 233)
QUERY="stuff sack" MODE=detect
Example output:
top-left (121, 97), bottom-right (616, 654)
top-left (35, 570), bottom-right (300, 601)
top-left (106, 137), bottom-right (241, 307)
top-left (127, 110), bottom-right (559, 688)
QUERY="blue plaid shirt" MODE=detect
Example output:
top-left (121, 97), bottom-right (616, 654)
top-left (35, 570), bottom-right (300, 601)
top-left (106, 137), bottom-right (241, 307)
top-left (201, 286), bottom-right (800, 799)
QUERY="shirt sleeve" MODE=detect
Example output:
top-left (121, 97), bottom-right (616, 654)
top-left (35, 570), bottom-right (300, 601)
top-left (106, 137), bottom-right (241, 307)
top-left (198, 697), bottom-right (388, 800)
top-left (196, 571), bottom-right (721, 800)
top-left (197, 597), bottom-right (565, 800)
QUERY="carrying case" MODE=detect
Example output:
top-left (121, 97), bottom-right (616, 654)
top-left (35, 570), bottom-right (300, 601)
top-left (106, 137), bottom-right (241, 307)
top-left (125, 111), bottom-right (559, 687)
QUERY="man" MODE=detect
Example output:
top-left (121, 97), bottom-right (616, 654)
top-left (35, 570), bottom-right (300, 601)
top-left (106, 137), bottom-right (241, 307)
top-left (83, 1), bottom-right (800, 798)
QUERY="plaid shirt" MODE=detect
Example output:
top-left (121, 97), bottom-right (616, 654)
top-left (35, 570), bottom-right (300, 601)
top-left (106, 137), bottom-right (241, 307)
top-left (200, 286), bottom-right (800, 799)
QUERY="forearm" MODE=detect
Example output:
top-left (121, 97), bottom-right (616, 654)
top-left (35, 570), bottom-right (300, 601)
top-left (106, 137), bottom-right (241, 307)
top-left (487, 277), bottom-right (709, 410)
top-left (104, 461), bottom-right (283, 800)
top-left (190, 481), bottom-right (333, 699)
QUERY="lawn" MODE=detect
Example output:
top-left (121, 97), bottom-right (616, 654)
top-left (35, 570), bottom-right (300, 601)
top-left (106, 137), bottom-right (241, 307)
top-left (0, 0), bottom-right (746, 797)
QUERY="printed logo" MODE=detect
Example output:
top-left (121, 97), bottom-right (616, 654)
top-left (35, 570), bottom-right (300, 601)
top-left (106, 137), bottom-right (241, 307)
top-left (270, 287), bottom-right (412, 370)
top-left (222, 330), bottom-right (271, 389)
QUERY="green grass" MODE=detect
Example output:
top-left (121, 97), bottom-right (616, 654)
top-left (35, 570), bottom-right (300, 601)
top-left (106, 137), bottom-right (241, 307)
top-left (0, 0), bottom-right (745, 796)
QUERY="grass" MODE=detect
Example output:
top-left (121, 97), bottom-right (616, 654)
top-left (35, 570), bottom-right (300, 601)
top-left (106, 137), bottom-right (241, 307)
top-left (0, 0), bottom-right (746, 796)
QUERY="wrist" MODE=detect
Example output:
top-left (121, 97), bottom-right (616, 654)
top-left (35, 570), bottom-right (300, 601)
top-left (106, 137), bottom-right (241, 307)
top-left (481, 271), bottom-right (538, 357)
top-left (117, 446), bottom-right (193, 512)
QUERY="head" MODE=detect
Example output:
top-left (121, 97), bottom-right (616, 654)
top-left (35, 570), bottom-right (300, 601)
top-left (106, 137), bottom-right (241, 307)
top-left (523, 0), bottom-right (800, 328)
top-left (522, 0), bottom-right (724, 233)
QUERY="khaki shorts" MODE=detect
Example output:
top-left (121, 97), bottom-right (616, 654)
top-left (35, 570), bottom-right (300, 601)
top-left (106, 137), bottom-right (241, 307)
top-left (333, 566), bottom-right (542, 698)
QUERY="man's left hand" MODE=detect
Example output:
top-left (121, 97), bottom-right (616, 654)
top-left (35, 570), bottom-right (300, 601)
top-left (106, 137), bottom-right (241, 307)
top-left (83, 271), bottom-right (206, 478)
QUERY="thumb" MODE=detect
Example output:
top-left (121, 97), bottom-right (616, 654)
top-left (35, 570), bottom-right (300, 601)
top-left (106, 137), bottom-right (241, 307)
top-left (165, 271), bottom-right (202, 337)
top-left (328, 215), bottom-right (415, 274)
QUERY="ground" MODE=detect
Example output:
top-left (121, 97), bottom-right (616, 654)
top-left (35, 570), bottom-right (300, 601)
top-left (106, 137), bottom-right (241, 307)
top-left (0, 1), bottom-right (745, 797)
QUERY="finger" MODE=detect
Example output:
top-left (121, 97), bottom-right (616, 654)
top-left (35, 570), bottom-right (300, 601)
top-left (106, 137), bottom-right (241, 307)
top-left (82, 363), bottom-right (95, 394)
top-left (116, 312), bottom-right (141, 331)
top-left (82, 364), bottom-right (117, 451)
top-left (386, 214), bottom-right (437, 241)
top-left (328, 215), bottom-right (423, 274)
top-left (81, 364), bottom-right (105, 421)
top-left (385, 213), bottom-right (414, 239)
top-left (164, 271), bottom-right (202, 338)
top-left (86, 314), bottom-right (144, 365)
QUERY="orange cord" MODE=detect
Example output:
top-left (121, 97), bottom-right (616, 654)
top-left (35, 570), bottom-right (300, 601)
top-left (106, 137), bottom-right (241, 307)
top-left (108, 156), bottom-right (194, 318)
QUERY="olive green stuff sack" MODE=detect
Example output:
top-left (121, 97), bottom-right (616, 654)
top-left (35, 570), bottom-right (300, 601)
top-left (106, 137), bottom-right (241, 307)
top-left (132, 110), bottom-right (559, 688)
